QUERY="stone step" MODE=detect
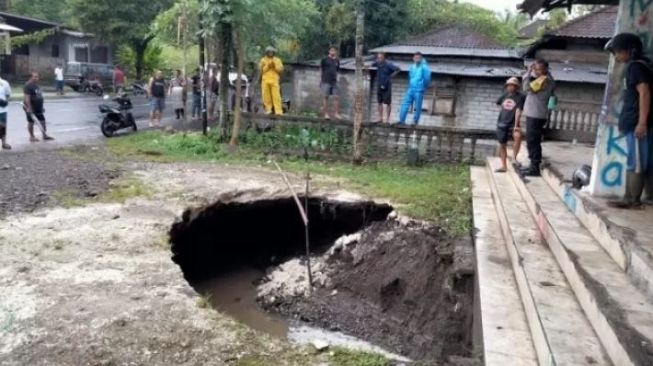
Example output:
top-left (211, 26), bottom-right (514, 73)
top-left (486, 158), bottom-right (610, 366)
top-left (539, 163), bottom-right (653, 301)
top-left (470, 167), bottom-right (538, 366)
top-left (505, 160), bottom-right (653, 366)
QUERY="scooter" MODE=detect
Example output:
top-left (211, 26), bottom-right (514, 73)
top-left (99, 94), bottom-right (137, 137)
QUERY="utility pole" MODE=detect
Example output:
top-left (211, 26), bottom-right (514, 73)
top-left (181, 0), bottom-right (189, 124)
top-left (352, 2), bottom-right (365, 165)
top-left (198, 2), bottom-right (208, 135)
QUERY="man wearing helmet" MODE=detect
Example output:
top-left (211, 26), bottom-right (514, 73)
top-left (259, 46), bottom-right (284, 115)
top-left (606, 33), bottom-right (653, 208)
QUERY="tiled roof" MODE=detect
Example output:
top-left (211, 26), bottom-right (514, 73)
top-left (549, 6), bottom-right (617, 39)
top-left (390, 25), bottom-right (507, 50)
top-left (370, 25), bottom-right (519, 59)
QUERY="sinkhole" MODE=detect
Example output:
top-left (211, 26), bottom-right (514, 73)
top-left (169, 196), bottom-right (475, 362)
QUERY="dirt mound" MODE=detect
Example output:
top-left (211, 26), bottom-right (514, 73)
top-left (261, 219), bottom-right (475, 362)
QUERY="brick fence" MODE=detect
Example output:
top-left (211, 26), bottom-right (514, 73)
top-left (237, 113), bottom-right (496, 165)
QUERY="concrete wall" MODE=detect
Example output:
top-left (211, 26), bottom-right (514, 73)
top-left (12, 54), bottom-right (64, 80)
top-left (292, 66), bottom-right (605, 130)
top-left (588, 0), bottom-right (653, 197)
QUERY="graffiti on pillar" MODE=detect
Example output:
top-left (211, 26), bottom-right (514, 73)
top-left (600, 125), bottom-right (628, 188)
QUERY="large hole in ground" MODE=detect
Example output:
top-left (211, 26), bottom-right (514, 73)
top-left (170, 197), bottom-right (475, 362)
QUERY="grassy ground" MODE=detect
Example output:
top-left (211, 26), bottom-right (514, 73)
top-left (106, 131), bottom-right (472, 235)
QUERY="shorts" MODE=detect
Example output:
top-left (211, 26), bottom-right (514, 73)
top-left (25, 110), bottom-right (45, 124)
top-left (150, 97), bottom-right (166, 113)
top-left (321, 83), bottom-right (339, 97)
top-left (0, 112), bottom-right (6, 127)
top-left (496, 125), bottom-right (514, 145)
top-left (377, 87), bottom-right (392, 105)
top-left (55, 80), bottom-right (64, 90)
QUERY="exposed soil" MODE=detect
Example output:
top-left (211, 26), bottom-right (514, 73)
top-left (0, 147), bottom-right (119, 217)
top-left (262, 219), bottom-right (476, 363)
top-left (170, 195), bottom-right (477, 364)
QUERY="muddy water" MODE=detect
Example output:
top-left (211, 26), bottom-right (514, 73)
top-left (195, 268), bottom-right (411, 362)
top-left (195, 268), bottom-right (289, 338)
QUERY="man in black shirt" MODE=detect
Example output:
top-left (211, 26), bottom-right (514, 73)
top-left (191, 68), bottom-right (202, 120)
top-left (320, 46), bottom-right (341, 120)
top-left (371, 52), bottom-right (400, 124)
top-left (606, 33), bottom-right (653, 208)
top-left (495, 77), bottom-right (526, 172)
top-left (23, 72), bottom-right (53, 142)
top-left (148, 70), bottom-right (167, 127)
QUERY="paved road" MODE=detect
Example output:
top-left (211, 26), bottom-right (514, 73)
top-left (3, 94), bottom-right (195, 152)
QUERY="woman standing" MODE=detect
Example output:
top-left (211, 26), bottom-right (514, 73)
top-left (170, 70), bottom-right (186, 120)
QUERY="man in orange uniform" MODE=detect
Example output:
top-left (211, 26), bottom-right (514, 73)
top-left (259, 46), bottom-right (284, 115)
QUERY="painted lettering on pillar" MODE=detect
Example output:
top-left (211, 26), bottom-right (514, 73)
top-left (600, 125), bottom-right (628, 187)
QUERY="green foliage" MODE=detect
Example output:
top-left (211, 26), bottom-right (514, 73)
top-left (10, 0), bottom-right (70, 24)
top-left (106, 130), bottom-right (473, 235)
top-left (241, 125), bottom-right (350, 154)
top-left (116, 44), bottom-right (163, 79)
top-left (11, 28), bottom-right (55, 50)
top-left (153, 0), bottom-right (201, 47)
top-left (329, 347), bottom-right (389, 366)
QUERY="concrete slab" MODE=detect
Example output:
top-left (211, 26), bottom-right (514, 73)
top-left (506, 161), bottom-right (653, 366)
top-left (470, 167), bottom-right (538, 366)
top-left (517, 141), bottom-right (653, 300)
top-left (487, 158), bottom-right (610, 366)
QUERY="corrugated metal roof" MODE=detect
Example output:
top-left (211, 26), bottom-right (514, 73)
top-left (524, 60), bottom-right (607, 84)
top-left (335, 59), bottom-right (524, 79)
top-left (549, 6), bottom-right (617, 39)
top-left (369, 45), bottom-right (520, 59)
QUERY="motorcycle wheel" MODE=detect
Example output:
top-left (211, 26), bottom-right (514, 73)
top-left (128, 114), bottom-right (137, 132)
top-left (101, 117), bottom-right (115, 138)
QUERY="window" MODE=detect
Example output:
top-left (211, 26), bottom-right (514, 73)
top-left (74, 46), bottom-right (89, 62)
top-left (90, 46), bottom-right (108, 64)
top-left (430, 84), bottom-right (457, 117)
top-left (51, 44), bottom-right (60, 58)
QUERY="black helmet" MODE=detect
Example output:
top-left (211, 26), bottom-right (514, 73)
top-left (605, 33), bottom-right (643, 56)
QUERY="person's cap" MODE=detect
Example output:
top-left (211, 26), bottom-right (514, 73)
top-left (505, 77), bottom-right (520, 87)
top-left (265, 46), bottom-right (276, 53)
top-left (605, 33), bottom-right (643, 54)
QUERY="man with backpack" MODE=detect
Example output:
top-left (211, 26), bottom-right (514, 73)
top-left (606, 33), bottom-right (653, 208)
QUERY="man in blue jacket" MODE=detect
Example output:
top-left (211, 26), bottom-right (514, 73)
top-left (399, 52), bottom-right (431, 125)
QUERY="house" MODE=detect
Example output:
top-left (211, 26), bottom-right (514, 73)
top-left (519, 19), bottom-right (548, 41)
top-left (523, 6), bottom-right (616, 141)
top-left (0, 12), bottom-right (114, 81)
top-left (291, 25), bottom-right (524, 130)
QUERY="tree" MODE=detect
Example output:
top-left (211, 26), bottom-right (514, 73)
top-left (68, 0), bottom-right (174, 80)
top-left (10, 0), bottom-right (69, 23)
top-left (352, 1), bottom-right (365, 164)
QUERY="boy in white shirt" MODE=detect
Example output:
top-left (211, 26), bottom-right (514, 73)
top-left (54, 65), bottom-right (64, 96)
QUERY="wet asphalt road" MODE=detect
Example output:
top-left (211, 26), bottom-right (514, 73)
top-left (3, 94), bottom-right (190, 152)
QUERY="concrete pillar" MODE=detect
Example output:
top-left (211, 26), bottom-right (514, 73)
top-left (588, 0), bottom-right (653, 196)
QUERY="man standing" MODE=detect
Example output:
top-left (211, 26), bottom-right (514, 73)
top-left (54, 64), bottom-right (64, 96)
top-left (0, 75), bottom-right (11, 150)
top-left (521, 59), bottom-right (555, 176)
top-left (371, 52), bottom-right (400, 124)
top-left (259, 46), bottom-right (284, 115)
top-left (320, 46), bottom-right (341, 120)
top-left (399, 52), bottom-right (431, 125)
top-left (113, 65), bottom-right (125, 94)
top-left (148, 70), bottom-right (167, 127)
top-left (24, 73), bottom-right (54, 142)
top-left (191, 68), bottom-right (202, 120)
top-left (606, 33), bottom-right (653, 208)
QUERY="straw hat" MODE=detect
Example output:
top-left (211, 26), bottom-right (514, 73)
top-left (505, 77), bottom-right (521, 87)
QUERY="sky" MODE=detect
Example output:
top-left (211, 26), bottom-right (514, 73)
top-left (461, 0), bottom-right (522, 12)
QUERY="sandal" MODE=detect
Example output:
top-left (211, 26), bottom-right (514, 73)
top-left (1, 143), bottom-right (11, 150)
top-left (494, 168), bottom-right (507, 173)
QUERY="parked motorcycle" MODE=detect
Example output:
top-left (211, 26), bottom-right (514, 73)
top-left (79, 77), bottom-right (104, 96)
top-left (99, 94), bottom-right (137, 137)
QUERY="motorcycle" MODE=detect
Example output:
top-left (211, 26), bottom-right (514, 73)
top-left (79, 77), bottom-right (104, 96)
top-left (99, 94), bottom-right (137, 137)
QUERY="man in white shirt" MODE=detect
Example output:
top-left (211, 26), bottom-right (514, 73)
top-left (54, 64), bottom-right (64, 96)
top-left (0, 76), bottom-right (11, 150)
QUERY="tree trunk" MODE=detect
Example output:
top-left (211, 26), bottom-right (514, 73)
top-left (352, 4), bottom-right (365, 165)
top-left (218, 23), bottom-right (232, 141)
top-left (133, 37), bottom-right (153, 81)
top-left (229, 28), bottom-right (245, 146)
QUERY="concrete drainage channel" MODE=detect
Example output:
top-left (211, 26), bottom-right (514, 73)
top-left (170, 196), bottom-right (476, 363)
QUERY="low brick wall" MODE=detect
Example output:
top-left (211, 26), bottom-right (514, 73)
top-left (237, 113), bottom-right (496, 165)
